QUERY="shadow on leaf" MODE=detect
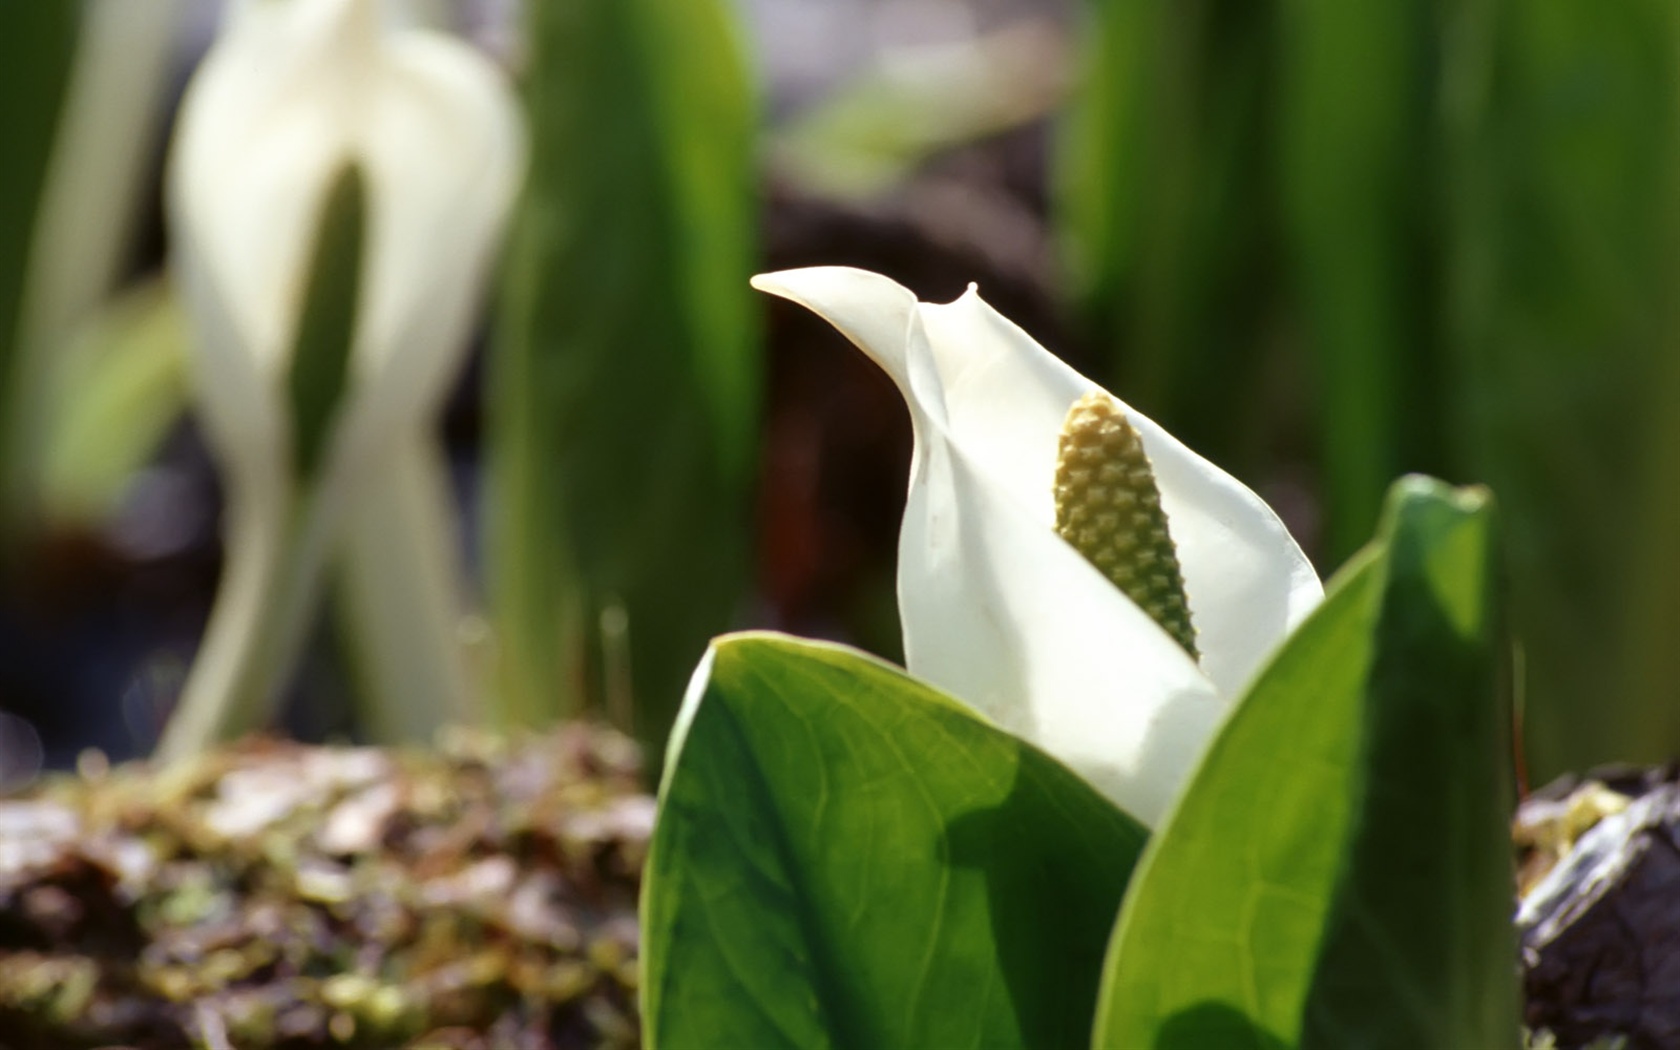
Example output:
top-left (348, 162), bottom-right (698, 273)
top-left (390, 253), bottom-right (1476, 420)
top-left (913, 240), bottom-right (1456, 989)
top-left (943, 745), bottom-right (1147, 1049)
top-left (1152, 1001), bottom-right (1289, 1050)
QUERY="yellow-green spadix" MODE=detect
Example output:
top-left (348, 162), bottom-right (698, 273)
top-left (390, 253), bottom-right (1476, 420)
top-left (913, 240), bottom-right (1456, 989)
top-left (750, 267), bottom-right (1323, 825)
top-left (159, 0), bottom-right (524, 758)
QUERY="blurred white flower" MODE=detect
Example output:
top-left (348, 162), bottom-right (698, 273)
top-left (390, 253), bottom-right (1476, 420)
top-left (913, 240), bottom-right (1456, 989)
top-left (752, 266), bottom-right (1323, 825)
top-left (159, 0), bottom-right (524, 759)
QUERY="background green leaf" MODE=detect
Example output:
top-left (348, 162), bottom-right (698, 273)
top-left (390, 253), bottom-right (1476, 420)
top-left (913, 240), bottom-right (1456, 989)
top-left (1058, 0), bottom-right (1459, 566)
top-left (8, 1), bottom-right (184, 538)
top-left (1446, 0), bottom-right (1680, 777)
top-left (1276, 0), bottom-right (1448, 563)
top-left (37, 280), bottom-right (188, 527)
top-left (772, 25), bottom-right (1067, 201)
top-left (1056, 0), bottom-right (1283, 485)
top-left (642, 632), bottom-right (1147, 1050)
top-left (0, 1), bottom-right (78, 544)
top-left (1095, 477), bottom-right (1518, 1049)
top-left (488, 0), bottom-right (760, 757)
top-left (1060, 0), bottom-right (1680, 776)
top-left (285, 165), bottom-right (364, 486)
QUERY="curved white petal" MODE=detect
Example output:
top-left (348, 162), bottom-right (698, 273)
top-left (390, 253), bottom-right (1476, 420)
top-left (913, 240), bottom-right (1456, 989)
top-left (752, 266), bottom-right (1324, 822)
top-left (352, 29), bottom-right (524, 389)
top-left (752, 267), bottom-right (923, 393)
top-left (171, 0), bottom-right (371, 377)
top-left (903, 420), bottom-right (1225, 824)
top-left (914, 288), bottom-right (1323, 698)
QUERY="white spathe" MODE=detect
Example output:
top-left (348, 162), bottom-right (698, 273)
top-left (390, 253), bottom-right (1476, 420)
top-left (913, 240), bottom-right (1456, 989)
top-left (752, 267), bottom-right (1323, 825)
top-left (171, 0), bottom-right (523, 475)
top-left (159, 0), bottom-right (524, 760)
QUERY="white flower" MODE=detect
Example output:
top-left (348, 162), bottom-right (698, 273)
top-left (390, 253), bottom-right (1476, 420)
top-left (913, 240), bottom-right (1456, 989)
top-left (752, 267), bottom-right (1323, 825)
top-left (170, 0), bottom-right (522, 477)
top-left (158, 0), bottom-right (524, 759)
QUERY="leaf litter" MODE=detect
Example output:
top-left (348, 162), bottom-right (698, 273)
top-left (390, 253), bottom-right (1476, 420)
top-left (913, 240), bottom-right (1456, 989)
top-left (0, 725), bottom-right (650, 1050)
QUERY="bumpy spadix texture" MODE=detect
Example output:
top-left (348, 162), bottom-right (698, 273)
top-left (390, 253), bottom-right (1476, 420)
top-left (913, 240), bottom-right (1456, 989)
top-left (1055, 392), bottom-right (1198, 659)
top-left (751, 266), bottom-right (1322, 825)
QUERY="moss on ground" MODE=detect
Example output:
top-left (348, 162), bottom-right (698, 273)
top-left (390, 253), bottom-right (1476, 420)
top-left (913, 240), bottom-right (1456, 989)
top-left (0, 725), bottom-right (650, 1049)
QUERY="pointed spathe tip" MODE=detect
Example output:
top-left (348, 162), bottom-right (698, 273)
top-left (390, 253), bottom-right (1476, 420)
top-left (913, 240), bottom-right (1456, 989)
top-left (750, 266), bottom-right (908, 303)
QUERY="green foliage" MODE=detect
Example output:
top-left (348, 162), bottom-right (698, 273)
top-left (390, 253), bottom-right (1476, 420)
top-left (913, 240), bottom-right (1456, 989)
top-left (1094, 548), bottom-right (1381, 1047)
top-left (1303, 482), bottom-right (1516, 1047)
top-left (38, 280), bottom-right (188, 527)
top-left (489, 0), bottom-right (759, 756)
top-left (286, 165), bottom-right (365, 485)
top-left (1446, 0), bottom-right (1680, 776)
top-left (1056, 0), bottom-right (1282, 483)
top-left (0, 2), bottom-right (78, 541)
top-left (1095, 477), bottom-right (1518, 1048)
top-left (643, 480), bottom-right (1518, 1049)
top-left (641, 633), bottom-right (1148, 1049)
top-left (1276, 0), bottom-right (1445, 562)
top-left (772, 26), bottom-right (1064, 200)
top-left (1058, 0), bottom-right (1455, 564)
top-left (1060, 0), bottom-right (1680, 775)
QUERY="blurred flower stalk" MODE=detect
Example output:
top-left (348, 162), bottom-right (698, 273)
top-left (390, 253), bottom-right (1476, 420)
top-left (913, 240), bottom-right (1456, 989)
top-left (752, 267), bottom-right (1323, 824)
top-left (157, 0), bottom-right (524, 762)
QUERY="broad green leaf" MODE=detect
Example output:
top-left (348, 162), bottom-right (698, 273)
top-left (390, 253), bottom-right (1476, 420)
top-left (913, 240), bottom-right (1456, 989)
top-left (1095, 477), bottom-right (1518, 1048)
top-left (1445, 0), bottom-right (1680, 777)
top-left (643, 632), bottom-right (1148, 1050)
top-left (0, 3), bottom-right (78, 540)
top-left (1094, 540), bottom-right (1382, 1048)
top-left (1301, 491), bottom-right (1517, 1043)
top-left (488, 0), bottom-right (759, 755)
top-left (1276, 0), bottom-right (1448, 563)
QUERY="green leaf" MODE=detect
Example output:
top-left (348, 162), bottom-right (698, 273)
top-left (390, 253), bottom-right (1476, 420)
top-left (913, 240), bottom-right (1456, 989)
top-left (286, 164), bottom-right (365, 485)
top-left (0, 2), bottom-right (78, 540)
top-left (488, 0), bottom-right (759, 755)
top-left (1094, 476), bottom-right (1518, 1049)
top-left (1445, 0), bottom-right (1680, 777)
top-left (772, 27), bottom-right (1064, 200)
top-left (9, 3), bottom-right (185, 537)
top-left (1276, 0), bottom-right (1448, 563)
top-left (1054, 0), bottom-right (1279, 478)
top-left (1094, 540), bottom-right (1382, 1048)
top-left (38, 280), bottom-right (188, 526)
top-left (1303, 489), bottom-right (1517, 1045)
top-left (642, 632), bottom-right (1148, 1050)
